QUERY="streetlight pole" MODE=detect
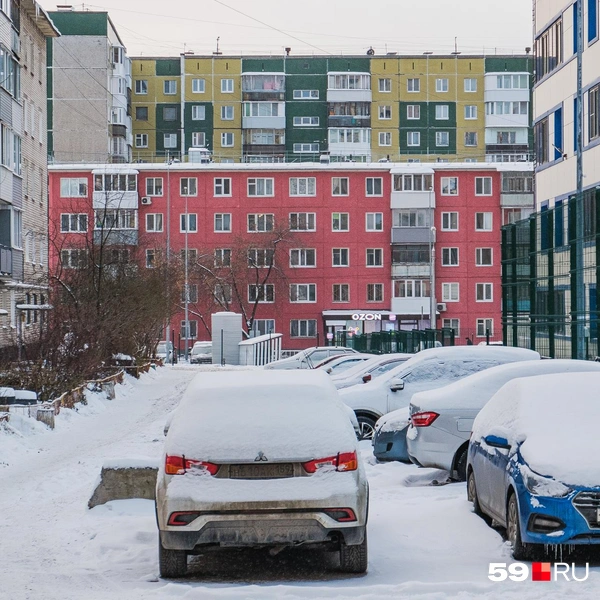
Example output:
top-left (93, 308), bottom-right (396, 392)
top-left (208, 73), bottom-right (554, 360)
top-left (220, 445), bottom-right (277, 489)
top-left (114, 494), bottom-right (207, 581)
top-left (165, 156), bottom-right (172, 344)
top-left (428, 188), bottom-right (436, 329)
top-left (184, 193), bottom-right (189, 360)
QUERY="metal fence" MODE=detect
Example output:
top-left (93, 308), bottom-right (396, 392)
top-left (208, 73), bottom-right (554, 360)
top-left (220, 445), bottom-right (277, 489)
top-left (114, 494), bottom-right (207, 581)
top-left (336, 328), bottom-right (455, 354)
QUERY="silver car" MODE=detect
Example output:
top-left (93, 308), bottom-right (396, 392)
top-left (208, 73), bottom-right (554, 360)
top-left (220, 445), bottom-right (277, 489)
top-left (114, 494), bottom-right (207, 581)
top-left (406, 359), bottom-right (600, 480)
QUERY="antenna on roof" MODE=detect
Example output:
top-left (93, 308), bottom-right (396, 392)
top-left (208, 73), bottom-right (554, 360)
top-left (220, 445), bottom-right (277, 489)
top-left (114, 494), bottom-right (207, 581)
top-left (214, 37), bottom-right (222, 56)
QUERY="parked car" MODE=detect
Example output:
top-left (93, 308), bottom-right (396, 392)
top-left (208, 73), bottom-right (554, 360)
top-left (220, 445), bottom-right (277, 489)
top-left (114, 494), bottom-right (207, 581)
top-left (189, 341), bottom-right (212, 364)
top-left (467, 372), bottom-right (600, 559)
top-left (264, 346), bottom-right (357, 370)
top-left (156, 370), bottom-right (368, 577)
top-left (314, 353), bottom-right (372, 375)
top-left (156, 341), bottom-right (174, 364)
top-left (340, 346), bottom-right (540, 441)
top-left (331, 353), bottom-right (414, 390)
top-left (403, 359), bottom-right (600, 479)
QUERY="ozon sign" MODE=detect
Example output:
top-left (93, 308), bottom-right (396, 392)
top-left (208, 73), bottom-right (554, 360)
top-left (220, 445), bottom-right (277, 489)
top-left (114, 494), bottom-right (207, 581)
top-left (352, 313), bottom-right (382, 321)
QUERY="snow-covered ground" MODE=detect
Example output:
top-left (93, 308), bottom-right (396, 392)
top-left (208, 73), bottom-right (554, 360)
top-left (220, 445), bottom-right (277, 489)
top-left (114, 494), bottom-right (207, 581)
top-left (1, 365), bottom-right (599, 600)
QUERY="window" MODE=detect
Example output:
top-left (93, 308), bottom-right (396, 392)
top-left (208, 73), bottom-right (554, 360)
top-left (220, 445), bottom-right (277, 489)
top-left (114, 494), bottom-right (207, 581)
top-left (290, 283), bottom-right (316, 303)
top-left (221, 78), bottom-right (234, 93)
top-left (214, 283), bottom-right (232, 304)
top-left (441, 177), bottom-right (458, 195)
top-left (392, 245), bottom-right (430, 263)
top-left (293, 89), bottom-right (319, 99)
top-left (221, 132), bottom-right (234, 147)
top-left (289, 212), bottom-right (316, 231)
top-left (181, 320), bottom-right (197, 340)
top-left (367, 283), bottom-right (384, 302)
top-left (192, 78), bottom-right (205, 93)
top-left (180, 178), bottom-right (197, 196)
top-left (164, 80), bottom-right (177, 95)
top-left (442, 282), bottom-right (460, 302)
top-left (464, 105), bottom-right (477, 120)
top-left (464, 132), bottom-right (478, 147)
top-left (214, 213), bottom-right (231, 232)
top-left (192, 105), bottom-right (206, 120)
top-left (190, 132), bottom-right (205, 147)
top-left (60, 177), bottom-right (88, 198)
top-left (253, 319), bottom-right (276, 336)
top-left (365, 178), bottom-right (383, 197)
top-left (407, 131), bottom-right (421, 146)
top-left (293, 143), bottom-right (319, 153)
top-left (475, 177), bottom-right (492, 196)
top-left (221, 105), bottom-right (234, 120)
top-left (328, 128), bottom-right (370, 144)
top-left (180, 213), bottom-right (197, 232)
top-left (393, 173), bottom-right (433, 192)
top-left (589, 84), bottom-right (600, 141)
top-left (146, 249), bottom-right (155, 269)
top-left (214, 178), bottom-right (231, 196)
top-left (366, 212), bottom-right (383, 231)
top-left (395, 210), bottom-right (430, 228)
top-left (435, 105), bottom-right (449, 120)
top-left (60, 249), bottom-right (87, 269)
top-left (181, 284), bottom-right (198, 304)
top-left (436, 78), bottom-right (449, 92)
top-left (436, 131), bottom-right (449, 147)
top-left (290, 248), bottom-right (316, 267)
top-left (476, 283), bottom-right (493, 302)
top-left (333, 284), bottom-right (349, 303)
top-left (475, 212), bottom-right (493, 231)
top-left (497, 74), bottom-right (529, 89)
top-left (407, 78), bottom-right (420, 92)
top-left (464, 78), bottom-right (477, 92)
top-left (442, 318), bottom-right (460, 335)
top-left (328, 73), bottom-right (371, 90)
top-left (534, 117), bottom-right (549, 164)
top-left (332, 212), bottom-right (349, 231)
top-left (163, 106), bottom-right (177, 121)
top-left (379, 78), bottom-right (391, 92)
top-left (379, 131), bottom-right (392, 146)
top-left (146, 177), bottom-right (163, 196)
top-left (248, 248), bottom-right (274, 267)
top-left (135, 106), bottom-right (148, 121)
top-left (214, 248), bottom-right (231, 267)
top-left (135, 80), bottom-right (147, 95)
top-left (476, 318), bottom-right (494, 337)
top-left (407, 105), bottom-right (420, 120)
top-left (289, 177), bottom-right (316, 196)
top-left (94, 209), bottom-right (137, 230)
top-left (496, 131), bottom-right (517, 144)
top-left (60, 214), bottom-right (88, 233)
top-left (135, 133), bottom-right (148, 148)
top-left (366, 248), bottom-right (383, 267)
top-left (146, 213), bottom-right (163, 232)
top-left (476, 248), bottom-right (493, 266)
top-left (249, 284), bottom-right (274, 303)
top-left (293, 116), bottom-right (319, 126)
top-left (247, 213), bottom-right (274, 232)
top-left (534, 17), bottom-right (563, 82)
top-left (393, 279), bottom-right (430, 298)
top-left (290, 319), bottom-right (317, 338)
top-left (243, 102), bottom-right (282, 117)
top-left (442, 212), bottom-right (459, 230)
top-left (379, 105), bottom-right (391, 119)
top-left (332, 248), bottom-right (349, 267)
top-left (248, 178), bottom-right (274, 196)
top-left (501, 174), bottom-right (533, 193)
top-left (164, 133), bottom-right (177, 148)
top-left (332, 177), bottom-right (349, 196)
top-left (441, 247), bottom-right (459, 266)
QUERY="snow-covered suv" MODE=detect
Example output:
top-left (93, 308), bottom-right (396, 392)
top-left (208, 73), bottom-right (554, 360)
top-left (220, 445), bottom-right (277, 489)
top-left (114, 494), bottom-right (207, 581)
top-left (264, 346), bottom-right (356, 370)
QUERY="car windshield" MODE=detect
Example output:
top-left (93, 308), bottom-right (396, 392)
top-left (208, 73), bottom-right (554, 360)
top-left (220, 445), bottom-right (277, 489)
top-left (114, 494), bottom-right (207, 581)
top-left (192, 346), bottom-right (211, 355)
top-left (157, 344), bottom-right (168, 353)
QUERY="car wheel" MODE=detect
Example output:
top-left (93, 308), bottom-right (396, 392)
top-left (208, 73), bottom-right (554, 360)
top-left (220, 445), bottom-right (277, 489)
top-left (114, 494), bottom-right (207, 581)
top-left (454, 446), bottom-right (468, 482)
top-left (507, 493), bottom-right (532, 561)
top-left (339, 530), bottom-right (368, 573)
top-left (357, 415), bottom-right (376, 441)
top-left (467, 470), bottom-right (483, 516)
top-left (158, 539), bottom-right (187, 578)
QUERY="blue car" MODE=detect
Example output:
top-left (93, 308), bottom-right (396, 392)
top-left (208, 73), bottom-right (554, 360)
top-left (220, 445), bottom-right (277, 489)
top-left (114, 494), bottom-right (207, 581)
top-left (467, 372), bottom-right (600, 560)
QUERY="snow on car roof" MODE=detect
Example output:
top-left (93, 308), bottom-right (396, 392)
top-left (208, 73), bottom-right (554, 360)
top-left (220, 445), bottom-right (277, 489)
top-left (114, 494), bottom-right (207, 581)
top-left (165, 370), bottom-right (357, 462)
top-left (472, 372), bottom-right (600, 487)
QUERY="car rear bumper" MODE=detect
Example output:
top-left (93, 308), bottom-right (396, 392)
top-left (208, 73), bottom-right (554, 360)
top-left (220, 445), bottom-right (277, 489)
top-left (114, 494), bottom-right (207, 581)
top-left (406, 425), bottom-right (463, 472)
top-left (372, 428), bottom-right (410, 462)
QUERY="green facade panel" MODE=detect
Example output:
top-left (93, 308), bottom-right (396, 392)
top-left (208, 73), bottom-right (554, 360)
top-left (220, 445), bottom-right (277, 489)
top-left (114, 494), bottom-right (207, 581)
top-left (325, 57), bottom-right (371, 72)
top-left (399, 102), bottom-right (457, 154)
top-left (184, 103), bottom-right (214, 151)
top-left (242, 58), bottom-right (285, 72)
top-left (284, 57), bottom-right (328, 75)
top-left (48, 11), bottom-right (108, 36)
top-left (485, 56), bottom-right (533, 73)
top-left (155, 103), bottom-right (180, 153)
top-left (156, 59), bottom-right (181, 76)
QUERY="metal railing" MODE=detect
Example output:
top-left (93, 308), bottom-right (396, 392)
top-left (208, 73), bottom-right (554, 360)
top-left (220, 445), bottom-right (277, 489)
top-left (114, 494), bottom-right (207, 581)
top-left (336, 328), bottom-right (455, 354)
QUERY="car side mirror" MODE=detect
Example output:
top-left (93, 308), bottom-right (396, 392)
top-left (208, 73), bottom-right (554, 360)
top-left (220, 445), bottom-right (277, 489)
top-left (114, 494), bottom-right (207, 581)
top-left (484, 434), bottom-right (511, 450)
top-left (389, 378), bottom-right (405, 392)
top-left (362, 373), bottom-right (372, 383)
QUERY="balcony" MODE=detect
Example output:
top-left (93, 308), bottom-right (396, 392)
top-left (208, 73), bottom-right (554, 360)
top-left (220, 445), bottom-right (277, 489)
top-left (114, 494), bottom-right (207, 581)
top-left (242, 115), bottom-right (286, 129)
top-left (242, 73), bottom-right (285, 102)
top-left (328, 115), bottom-right (371, 128)
top-left (500, 192), bottom-right (534, 207)
top-left (0, 245), bottom-right (12, 277)
top-left (392, 263), bottom-right (431, 279)
top-left (391, 191), bottom-right (435, 210)
top-left (391, 297), bottom-right (431, 316)
top-left (242, 144), bottom-right (286, 157)
top-left (112, 124), bottom-right (127, 138)
top-left (93, 230), bottom-right (138, 246)
top-left (327, 73), bottom-right (372, 103)
top-left (391, 227), bottom-right (432, 244)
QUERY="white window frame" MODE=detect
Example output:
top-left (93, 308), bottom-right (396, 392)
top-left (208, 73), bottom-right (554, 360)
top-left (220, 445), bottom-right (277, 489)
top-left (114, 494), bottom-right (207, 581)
top-left (475, 212), bottom-right (493, 231)
top-left (442, 318), bottom-right (460, 335)
top-left (477, 318), bottom-right (494, 337)
top-left (407, 131), bottom-right (421, 146)
top-left (366, 212), bottom-right (383, 231)
top-left (332, 177), bottom-right (349, 196)
top-left (441, 177), bottom-right (458, 195)
top-left (379, 131), bottom-right (392, 146)
top-left (214, 213), bottom-right (232, 232)
top-left (332, 248), bottom-right (349, 267)
top-left (248, 284), bottom-right (275, 303)
top-left (221, 105), bottom-right (234, 120)
top-left (180, 213), bottom-right (197, 233)
top-left (366, 248), bottom-right (383, 267)
top-left (290, 248), bottom-right (316, 268)
top-left (464, 78), bottom-right (477, 92)
top-left (290, 319), bottom-right (317, 338)
top-left (465, 105), bottom-right (478, 120)
top-left (164, 133), bottom-right (177, 149)
top-left (290, 283), bottom-right (317, 303)
top-left (60, 213), bottom-right (88, 233)
top-left (164, 80), bottom-right (177, 95)
top-left (332, 212), bottom-right (349, 232)
top-left (407, 105), bottom-right (420, 120)
top-left (441, 211), bottom-right (459, 231)
top-left (191, 132), bottom-right (206, 147)
top-left (407, 78), bottom-right (420, 92)
top-left (191, 105), bottom-right (206, 120)
top-left (435, 105), bottom-right (449, 120)
top-left (379, 105), bottom-right (392, 120)
top-left (135, 133), bottom-right (148, 148)
top-left (221, 132), bottom-right (234, 147)
top-left (289, 212), bottom-right (316, 231)
top-left (436, 131), bottom-right (449, 147)
top-left (146, 177), bottom-right (163, 196)
top-left (476, 247), bottom-right (493, 266)
top-left (146, 213), bottom-right (163, 233)
top-left (378, 78), bottom-right (391, 92)
top-left (192, 78), bottom-right (205, 93)
top-left (475, 177), bottom-right (492, 196)
top-left (293, 89), bottom-right (319, 99)
top-left (135, 79), bottom-right (147, 95)
top-left (366, 178), bottom-right (383, 197)
top-left (221, 78), bottom-right (234, 93)
top-left (293, 116), bottom-right (320, 126)
top-left (180, 177), bottom-right (198, 196)
top-left (289, 177), bottom-right (316, 196)
top-left (214, 177), bottom-right (232, 196)
top-left (442, 282), bottom-right (460, 302)
top-left (60, 177), bottom-right (88, 198)
top-left (247, 213), bottom-right (275, 232)
top-left (476, 283), bottom-right (493, 302)
top-left (248, 178), bottom-right (274, 197)
top-left (441, 247), bottom-right (459, 266)
top-left (436, 78), bottom-right (449, 92)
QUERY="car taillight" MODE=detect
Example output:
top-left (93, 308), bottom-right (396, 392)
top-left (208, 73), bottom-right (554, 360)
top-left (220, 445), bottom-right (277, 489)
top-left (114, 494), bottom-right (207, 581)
top-left (323, 508), bottom-right (357, 522)
top-left (411, 411), bottom-right (439, 427)
top-left (165, 455), bottom-right (219, 475)
top-left (167, 511), bottom-right (202, 526)
top-left (302, 451), bottom-right (358, 473)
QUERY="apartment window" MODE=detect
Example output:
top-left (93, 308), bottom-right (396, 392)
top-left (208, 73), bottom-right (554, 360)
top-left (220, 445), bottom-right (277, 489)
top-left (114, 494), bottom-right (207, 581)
top-left (497, 131), bottom-right (517, 144)
top-left (164, 80), bottom-right (177, 95)
top-left (589, 84), bottom-right (600, 141)
top-left (180, 178), bottom-right (197, 196)
top-left (476, 283), bottom-right (493, 302)
top-left (435, 105), bottom-right (449, 120)
top-left (60, 214), bottom-right (88, 233)
top-left (436, 131), bottom-right (449, 147)
top-left (407, 131), bottom-right (421, 146)
top-left (501, 175), bottom-right (533, 193)
top-left (252, 319), bottom-right (276, 336)
top-left (60, 177), bottom-right (88, 198)
top-left (475, 177), bottom-right (492, 196)
top-left (333, 284), bottom-right (349, 303)
top-left (442, 318), bottom-right (460, 335)
top-left (181, 284), bottom-right (198, 304)
top-left (464, 78), bottom-right (477, 92)
top-left (94, 209), bottom-right (137, 230)
top-left (407, 105), bottom-right (420, 120)
top-left (534, 17), bottom-right (563, 82)
top-left (293, 116), bottom-right (319, 126)
top-left (214, 283), bottom-right (232, 303)
top-left (248, 178), bottom-right (274, 196)
top-left (164, 133), bottom-right (177, 148)
top-left (180, 213), bottom-right (197, 232)
top-left (192, 105), bottom-right (206, 120)
top-left (332, 212), bottom-right (349, 231)
top-left (249, 284), bottom-right (274, 303)
top-left (135, 80), bottom-right (147, 95)
top-left (135, 134), bottom-right (148, 148)
top-left (534, 117), bottom-right (549, 164)
top-left (497, 74), bottom-right (529, 89)
top-left (442, 282), bottom-right (460, 302)
top-left (442, 212), bottom-right (459, 231)
top-left (192, 78), bottom-right (205, 93)
top-left (407, 78), bottom-right (420, 92)
top-left (394, 279), bottom-right (430, 298)
top-left (181, 320), bottom-right (197, 340)
top-left (464, 132), bottom-right (478, 147)
top-left (379, 78), bottom-right (391, 92)
top-left (191, 132), bottom-right (206, 147)
top-left (367, 283), bottom-right (384, 302)
top-left (475, 212), bottom-right (493, 231)
top-left (135, 106), bottom-right (148, 121)
top-left (395, 210), bottom-right (430, 228)
top-left (163, 106), bottom-right (177, 121)
top-left (290, 283), bottom-right (316, 303)
top-left (146, 178), bottom-right (163, 196)
top-left (436, 78), bottom-right (449, 92)
top-left (247, 213), bottom-right (274, 232)
top-left (221, 105), bottom-right (234, 120)
top-left (214, 248), bottom-right (231, 267)
top-left (379, 132), bottom-right (392, 146)
top-left (328, 128), bottom-right (370, 144)
top-left (146, 213), bottom-right (163, 232)
top-left (464, 105), bottom-right (477, 120)
top-left (394, 174), bottom-right (433, 192)
top-left (290, 319), bottom-right (317, 338)
top-left (214, 178), bottom-right (231, 196)
top-left (214, 213), bottom-right (232, 232)
top-left (366, 212), bottom-right (383, 231)
top-left (379, 105), bottom-right (392, 119)
top-left (289, 177), bottom-right (316, 196)
top-left (366, 248), bottom-right (383, 267)
top-left (221, 78), bottom-right (234, 93)
top-left (248, 248), bottom-right (274, 268)
top-left (293, 89), bottom-right (319, 99)
top-left (180, 248), bottom-right (198, 266)
top-left (477, 318), bottom-right (494, 337)
top-left (332, 177), bottom-right (349, 196)
top-left (61, 249), bottom-right (87, 269)
top-left (476, 248), bottom-right (493, 266)
top-left (441, 177), bottom-right (458, 195)
top-left (332, 248), bottom-right (349, 267)
top-left (146, 249), bottom-right (155, 269)
top-left (221, 132), bottom-right (234, 147)
top-left (441, 247), bottom-right (459, 266)
top-left (328, 74), bottom-right (371, 90)
top-left (289, 212), bottom-right (316, 231)
top-left (293, 143), bottom-right (319, 153)
top-left (365, 178), bottom-right (383, 197)
top-left (290, 248), bottom-right (316, 267)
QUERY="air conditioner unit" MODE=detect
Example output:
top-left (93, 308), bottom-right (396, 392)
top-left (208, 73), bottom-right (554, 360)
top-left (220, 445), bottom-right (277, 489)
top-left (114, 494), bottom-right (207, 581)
top-left (141, 196), bottom-right (152, 205)
top-left (436, 302), bottom-right (447, 312)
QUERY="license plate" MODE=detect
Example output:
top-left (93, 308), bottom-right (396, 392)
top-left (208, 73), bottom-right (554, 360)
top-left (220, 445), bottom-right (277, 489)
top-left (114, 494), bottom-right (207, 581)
top-left (597, 508), bottom-right (600, 524)
top-left (229, 463), bottom-right (294, 479)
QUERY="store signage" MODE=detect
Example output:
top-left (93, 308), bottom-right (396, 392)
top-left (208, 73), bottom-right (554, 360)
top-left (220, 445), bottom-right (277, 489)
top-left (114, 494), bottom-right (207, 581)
top-left (352, 313), bottom-right (383, 321)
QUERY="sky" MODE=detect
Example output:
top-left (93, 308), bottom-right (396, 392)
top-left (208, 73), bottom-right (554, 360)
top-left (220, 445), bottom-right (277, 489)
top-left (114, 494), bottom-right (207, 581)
top-left (49, 0), bottom-right (534, 58)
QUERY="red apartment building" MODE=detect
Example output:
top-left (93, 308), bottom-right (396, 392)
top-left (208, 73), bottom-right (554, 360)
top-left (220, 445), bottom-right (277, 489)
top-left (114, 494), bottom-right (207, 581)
top-left (48, 162), bottom-right (533, 350)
